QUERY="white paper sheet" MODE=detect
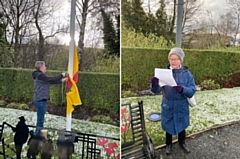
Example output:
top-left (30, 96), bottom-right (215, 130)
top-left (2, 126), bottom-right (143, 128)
top-left (154, 68), bottom-right (177, 86)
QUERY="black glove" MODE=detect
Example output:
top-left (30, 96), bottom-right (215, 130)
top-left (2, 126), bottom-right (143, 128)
top-left (172, 85), bottom-right (183, 93)
top-left (151, 77), bottom-right (159, 87)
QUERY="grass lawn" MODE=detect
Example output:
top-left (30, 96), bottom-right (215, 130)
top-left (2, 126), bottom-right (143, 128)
top-left (121, 87), bottom-right (240, 146)
top-left (0, 108), bottom-right (120, 159)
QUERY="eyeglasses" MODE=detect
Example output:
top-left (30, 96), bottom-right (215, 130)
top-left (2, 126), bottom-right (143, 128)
top-left (169, 58), bottom-right (180, 62)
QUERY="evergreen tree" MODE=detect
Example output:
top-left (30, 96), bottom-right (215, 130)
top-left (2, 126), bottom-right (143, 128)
top-left (0, 13), bottom-right (7, 44)
top-left (122, 0), bottom-right (174, 44)
top-left (101, 8), bottom-right (119, 57)
top-left (121, 0), bottom-right (132, 27)
top-left (155, 0), bottom-right (174, 41)
top-left (122, 0), bottom-right (148, 35)
top-left (145, 12), bottom-right (157, 35)
top-left (115, 14), bottom-right (120, 57)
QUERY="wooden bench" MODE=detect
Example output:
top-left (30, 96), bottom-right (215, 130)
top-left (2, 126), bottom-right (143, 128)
top-left (121, 101), bottom-right (155, 159)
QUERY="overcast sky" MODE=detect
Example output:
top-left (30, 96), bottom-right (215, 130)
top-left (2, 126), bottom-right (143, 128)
top-left (201, 0), bottom-right (228, 19)
top-left (55, 0), bottom-right (104, 48)
top-left (59, 0), bottom-right (231, 45)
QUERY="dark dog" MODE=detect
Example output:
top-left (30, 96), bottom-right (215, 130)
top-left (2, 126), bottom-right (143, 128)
top-left (40, 130), bottom-right (54, 159)
top-left (27, 130), bottom-right (43, 159)
top-left (41, 138), bottom-right (54, 159)
top-left (27, 129), bottom-right (54, 159)
top-left (56, 131), bottom-right (75, 159)
top-left (56, 141), bottom-right (74, 159)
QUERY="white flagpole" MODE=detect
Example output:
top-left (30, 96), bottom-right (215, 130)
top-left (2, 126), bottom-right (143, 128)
top-left (67, 0), bottom-right (76, 131)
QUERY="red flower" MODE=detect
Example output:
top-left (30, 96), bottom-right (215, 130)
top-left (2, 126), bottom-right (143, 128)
top-left (121, 114), bottom-right (125, 120)
top-left (225, 85), bottom-right (234, 88)
top-left (105, 147), bottom-right (115, 156)
top-left (121, 107), bottom-right (127, 114)
top-left (121, 123), bottom-right (128, 133)
top-left (108, 142), bottom-right (118, 149)
top-left (117, 153), bottom-right (120, 159)
top-left (97, 138), bottom-right (108, 146)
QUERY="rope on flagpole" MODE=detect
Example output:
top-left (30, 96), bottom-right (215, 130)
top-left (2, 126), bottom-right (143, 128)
top-left (61, 82), bottom-right (65, 104)
top-left (61, 73), bottom-right (69, 104)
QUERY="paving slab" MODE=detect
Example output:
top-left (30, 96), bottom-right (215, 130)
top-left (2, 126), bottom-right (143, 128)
top-left (155, 122), bottom-right (240, 159)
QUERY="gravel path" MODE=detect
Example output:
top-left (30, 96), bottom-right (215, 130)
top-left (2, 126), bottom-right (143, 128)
top-left (155, 121), bottom-right (240, 159)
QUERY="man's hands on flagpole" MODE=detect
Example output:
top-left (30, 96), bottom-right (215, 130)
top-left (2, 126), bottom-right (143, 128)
top-left (61, 72), bottom-right (68, 82)
top-left (61, 77), bottom-right (68, 83)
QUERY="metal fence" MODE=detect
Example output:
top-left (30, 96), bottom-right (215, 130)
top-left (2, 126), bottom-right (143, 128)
top-left (0, 122), bottom-right (120, 159)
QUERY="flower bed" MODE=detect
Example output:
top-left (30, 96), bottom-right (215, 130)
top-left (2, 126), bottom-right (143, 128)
top-left (0, 108), bottom-right (120, 158)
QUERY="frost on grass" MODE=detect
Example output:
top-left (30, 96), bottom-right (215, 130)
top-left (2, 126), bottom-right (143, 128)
top-left (0, 108), bottom-right (120, 158)
top-left (0, 108), bottom-right (119, 138)
top-left (121, 87), bottom-right (240, 146)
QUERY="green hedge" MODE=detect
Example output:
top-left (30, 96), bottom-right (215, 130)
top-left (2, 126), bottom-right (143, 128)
top-left (0, 68), bottom-right (120, 114)
top-left (121, 47), bottom-right (240, 90)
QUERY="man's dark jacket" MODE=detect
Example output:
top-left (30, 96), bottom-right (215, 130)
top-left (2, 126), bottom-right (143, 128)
top-left (32, 70), bottom-right (63, 101)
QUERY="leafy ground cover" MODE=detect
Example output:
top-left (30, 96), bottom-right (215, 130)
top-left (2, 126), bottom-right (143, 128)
top-left (0, 108), bottom-right (120, 158)
top-left (121, 87), bottom-right (240, 146)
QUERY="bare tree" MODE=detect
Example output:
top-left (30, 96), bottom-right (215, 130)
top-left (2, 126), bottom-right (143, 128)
top-left (182, 0), bottom-right (203, 33)
top-left (0, 0), bottom-right (68, 67)
top-left (163, 0), bottom-right (203, 36)
top-left (77, 0), bottom-right (120, 51)
top-left (225, 0), bottom-right (240, 45)
top-left (32, 0), bottom-right (68, 61)
top-left (0, 0), bottom-right (35, 67)
top-left (75, 0), bottom-right (119, 70)
top-left (74, 0), bottom-right (98, 70)
top-left (169, 0), bottom-right (176, 35)
top-left (216, 12), bottom-right (236, 36)
top-left (75, 0), bottom-right (96, 59)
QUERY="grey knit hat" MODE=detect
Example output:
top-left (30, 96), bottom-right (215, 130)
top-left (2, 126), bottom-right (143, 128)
top-left (168, 47), bottom-right (185, 62)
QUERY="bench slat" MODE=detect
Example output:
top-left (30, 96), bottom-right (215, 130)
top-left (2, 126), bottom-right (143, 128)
top-left (121, 101), bottom-right (155, 159)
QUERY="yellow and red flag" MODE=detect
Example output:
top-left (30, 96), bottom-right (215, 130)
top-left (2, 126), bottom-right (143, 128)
top-left (66, 45), bottom-right (82, 115)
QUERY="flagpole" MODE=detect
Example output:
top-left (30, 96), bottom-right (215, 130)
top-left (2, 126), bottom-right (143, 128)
top-left (176, 0), bottom-right (184, 47)
top-left (67, 0), bottom-right (76, 131)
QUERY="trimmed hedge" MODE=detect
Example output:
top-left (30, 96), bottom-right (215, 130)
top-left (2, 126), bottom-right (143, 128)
top-left (122, 47), bottom-right (240, 91)
top-left (0, 68), bottom-right (120, 114)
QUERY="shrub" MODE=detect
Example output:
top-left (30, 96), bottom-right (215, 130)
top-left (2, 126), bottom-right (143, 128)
top-left (122, 26), bottom-right (175, 48)
top-left (19, 103), bottom-right (29, 110)
top-left (200, 79), bottom-right (220, 90)
top-left (0, 68), bottom-right (119, 115)
top-left (122, 90), bottom-right (137, 98)
top-left (6, 103), bottom-right (18, 109)
top-left (91, 115), bottom-right (116, 125)
top-left (87, 56), bottom-right (119, 73)
top-left (0, 100), bottom-right (7, 107)
top-left (6, 102), bottom-right (29, 110)
top-left (122, 48), bottom-right (240, 91)
top-left (228, 71), bottom-right (240, 87)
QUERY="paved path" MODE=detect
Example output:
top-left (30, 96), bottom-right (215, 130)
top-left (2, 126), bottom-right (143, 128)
top-left (155, 121), bottom-right (240, 159)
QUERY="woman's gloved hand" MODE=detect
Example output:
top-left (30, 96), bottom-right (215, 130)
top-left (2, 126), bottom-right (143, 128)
top-left (172, 85), bottom-right (183, 93)
top-left (151, 77), bottom-right (159, 87)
